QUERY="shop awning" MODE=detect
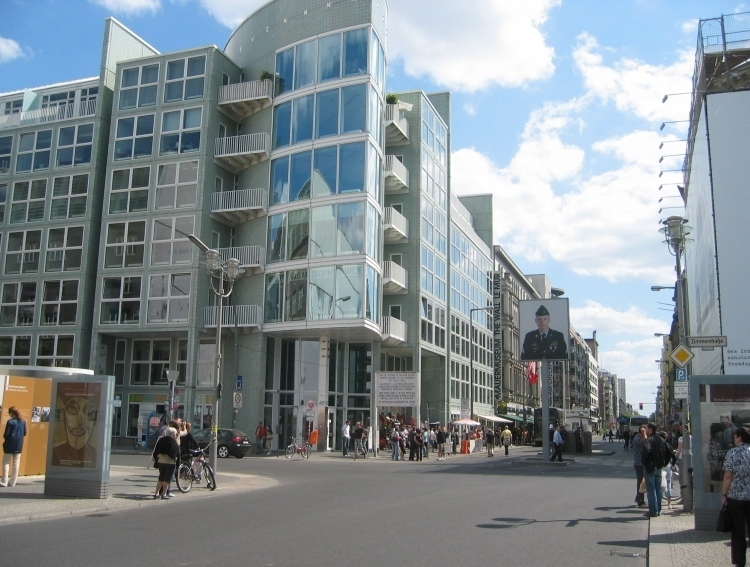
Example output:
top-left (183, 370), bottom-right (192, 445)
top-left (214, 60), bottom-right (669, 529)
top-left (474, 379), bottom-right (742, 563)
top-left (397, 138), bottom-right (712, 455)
top-left (498, 414), bottom-right (534, 424)
top-left (475, 414), bottom-right (513, 423)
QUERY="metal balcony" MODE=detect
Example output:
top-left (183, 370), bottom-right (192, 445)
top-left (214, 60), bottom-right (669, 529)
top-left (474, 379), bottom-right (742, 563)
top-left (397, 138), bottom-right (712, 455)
top-left (382, 261), bottom-right (407, 294)
top-left (385, 103), bottom-right (409, 146)
top-left (383, 207), bottom-right (409, 244)
top-left (214, 132), bottom-right (270, 173)
top-left (211, 188), bottom-right (268, 226)
top-left (217, 79), bottom-right (273, 122)
top-left (384, 155), bottom-right (409, 193)
top-left (216, 245), bottom-right (265, 275)
top-left (203, 305), bottom-right (262, 332)
top-left (0, 99), bottom-right (97, 131)
top-left (381, 315), bottom-right (407, 346)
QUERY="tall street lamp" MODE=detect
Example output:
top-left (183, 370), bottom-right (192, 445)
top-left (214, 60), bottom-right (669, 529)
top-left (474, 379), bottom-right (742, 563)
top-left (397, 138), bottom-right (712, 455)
top-left (657, 215), bottom-right (693, 511)
top-left (469, 306), bottom-right (493, 420)
top-left (188, 234), bottom-right (242, 472)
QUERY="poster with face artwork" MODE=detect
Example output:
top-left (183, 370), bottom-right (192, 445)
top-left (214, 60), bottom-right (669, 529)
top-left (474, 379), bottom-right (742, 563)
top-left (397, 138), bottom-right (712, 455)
top-left (51, 382), bottom-right (102, 468)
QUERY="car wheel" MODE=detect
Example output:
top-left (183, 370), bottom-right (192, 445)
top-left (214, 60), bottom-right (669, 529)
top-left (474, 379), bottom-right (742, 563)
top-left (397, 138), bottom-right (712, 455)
top-left (217, 445), bottom-right (230, 458)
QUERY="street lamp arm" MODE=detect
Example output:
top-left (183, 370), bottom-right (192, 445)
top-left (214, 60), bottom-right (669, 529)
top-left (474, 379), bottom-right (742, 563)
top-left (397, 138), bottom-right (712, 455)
top-left (188, 233), bottom-right (210, 253)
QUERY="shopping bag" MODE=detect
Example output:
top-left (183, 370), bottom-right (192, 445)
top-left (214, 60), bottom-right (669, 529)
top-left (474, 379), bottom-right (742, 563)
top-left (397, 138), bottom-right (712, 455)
top-left (639, 477), bottom-right (646, 494)
top-left (717, 503), bottom-right (733, 533)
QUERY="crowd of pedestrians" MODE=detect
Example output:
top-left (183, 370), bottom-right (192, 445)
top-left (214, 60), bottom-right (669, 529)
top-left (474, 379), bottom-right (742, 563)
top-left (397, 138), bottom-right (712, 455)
top-left (337, 422), bottom-right (527, 461)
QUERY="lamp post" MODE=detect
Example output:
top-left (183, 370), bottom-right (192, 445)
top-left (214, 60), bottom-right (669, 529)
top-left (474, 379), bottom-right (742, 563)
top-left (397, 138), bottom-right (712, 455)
top-left (469, 306), bottom-right (493, 420)
top-left (657, 215), bottom-right (693, 512)
top-left (188, 234), bottom-right (242, 472)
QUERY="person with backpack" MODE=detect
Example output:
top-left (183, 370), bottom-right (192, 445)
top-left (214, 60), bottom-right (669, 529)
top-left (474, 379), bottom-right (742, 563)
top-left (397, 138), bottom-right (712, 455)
top-left (0, 406), bottom-right (26, 487)
top-left (485, 426), bottom-right (495, 457)
top-left (641, 422), bottom-right (673, 517)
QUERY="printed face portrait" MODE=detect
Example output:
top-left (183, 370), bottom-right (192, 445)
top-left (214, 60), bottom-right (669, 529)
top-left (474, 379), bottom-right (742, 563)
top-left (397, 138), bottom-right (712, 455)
top-left (63, 396), bottom-right (98, 450)
top-left (535, 314), bottom-right (550, 333)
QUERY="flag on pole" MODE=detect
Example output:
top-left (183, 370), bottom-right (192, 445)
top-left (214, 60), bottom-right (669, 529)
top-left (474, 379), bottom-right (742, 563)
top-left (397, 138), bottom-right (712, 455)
top-left (526, 361), bottom-right (538, 384)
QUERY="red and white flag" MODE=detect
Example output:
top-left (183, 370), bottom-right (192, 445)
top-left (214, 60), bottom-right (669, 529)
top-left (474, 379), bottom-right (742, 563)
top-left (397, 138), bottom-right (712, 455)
top-left (526, 361), bottom-right (538, 385)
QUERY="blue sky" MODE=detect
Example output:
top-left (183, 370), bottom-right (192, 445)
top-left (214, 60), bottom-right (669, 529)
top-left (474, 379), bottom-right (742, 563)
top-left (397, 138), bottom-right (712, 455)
top-left (1, 0), bottom-right (740, 413)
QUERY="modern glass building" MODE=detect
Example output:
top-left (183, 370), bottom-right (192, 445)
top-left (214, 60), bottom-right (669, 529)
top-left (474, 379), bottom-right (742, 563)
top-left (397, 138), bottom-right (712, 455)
top-left (0, 0), bottom-right (499, 451)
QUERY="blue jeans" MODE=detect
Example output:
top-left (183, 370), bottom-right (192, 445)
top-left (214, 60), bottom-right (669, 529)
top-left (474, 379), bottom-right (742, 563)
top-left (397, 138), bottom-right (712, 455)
top-left (343, 438), bottom-right (349, 456)
top-left (391, 441), bottom-right (399, 460)
top-left (644, 468), bottom-right (663, 515)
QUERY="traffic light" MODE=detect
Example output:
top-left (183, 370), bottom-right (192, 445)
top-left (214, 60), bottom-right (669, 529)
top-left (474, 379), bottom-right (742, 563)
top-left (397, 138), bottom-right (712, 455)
top-left (639, 403), bottom-right (644, 410)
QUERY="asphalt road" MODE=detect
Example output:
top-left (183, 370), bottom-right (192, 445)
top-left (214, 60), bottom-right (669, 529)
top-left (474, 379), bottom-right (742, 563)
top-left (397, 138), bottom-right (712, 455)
top-left (0, 441), bottom-right (648, 567)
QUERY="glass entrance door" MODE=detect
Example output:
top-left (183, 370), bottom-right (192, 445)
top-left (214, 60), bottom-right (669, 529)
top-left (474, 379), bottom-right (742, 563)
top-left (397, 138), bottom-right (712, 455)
top-left (327, 408), bottom-right (336, 451)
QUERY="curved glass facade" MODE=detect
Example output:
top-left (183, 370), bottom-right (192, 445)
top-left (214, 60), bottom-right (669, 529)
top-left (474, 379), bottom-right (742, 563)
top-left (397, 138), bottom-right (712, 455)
top-left (264, 261), bottom-right (380, 324)
top-left (270, 140), bottom-right (382, 205)
top-left (274, 28), bottom-right (385, 96)
top-left (264, 23), bottom-right (385, 330)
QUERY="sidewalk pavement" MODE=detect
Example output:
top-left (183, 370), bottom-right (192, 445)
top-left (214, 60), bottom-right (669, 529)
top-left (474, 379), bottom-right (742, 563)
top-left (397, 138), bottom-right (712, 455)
top-left (648, 509), bottom-right (730, 567)
top-left (0, 462), bottom-right (275, 525)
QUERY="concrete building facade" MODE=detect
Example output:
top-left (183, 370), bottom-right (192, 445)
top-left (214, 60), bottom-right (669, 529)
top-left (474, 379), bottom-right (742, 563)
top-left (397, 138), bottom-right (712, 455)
top-left (0, 0), bottom-right (496, 450)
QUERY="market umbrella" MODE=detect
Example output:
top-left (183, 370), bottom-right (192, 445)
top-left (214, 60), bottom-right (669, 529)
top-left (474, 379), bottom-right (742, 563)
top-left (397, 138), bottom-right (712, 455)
top-left (453, 418), bottom-right (480, 426)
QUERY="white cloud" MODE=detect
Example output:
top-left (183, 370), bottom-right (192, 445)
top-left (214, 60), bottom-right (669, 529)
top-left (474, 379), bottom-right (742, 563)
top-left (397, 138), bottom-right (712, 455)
top-left (195, 0), bottom-right (265, 28)
top-left (91, 0), bottom-right (161, 15)
top-left (388, 0), bottom-right (560, 92)
top-left (0, 35), bottom-right (23, 63)
top-left (681, 19), bottom-right (698, 34)
top-left (463, 102), bottom-right (477, 116)
top-left (573, 33), bottom-right (694, 123)
top-left (570, 300), bottom-right (665, 337)
top-left (452, 116), bottom-right (673, 282)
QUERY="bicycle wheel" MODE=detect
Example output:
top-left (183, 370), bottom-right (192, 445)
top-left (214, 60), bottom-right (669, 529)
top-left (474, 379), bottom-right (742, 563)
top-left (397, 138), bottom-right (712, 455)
top-left (303, 444), bottom-right (311, 459)
top-left (175, 463), bottom-right (193, 493)
top-left (203, 463), bottom-right (216, 490)
top-left (285, 445), bottom-right (295, 459)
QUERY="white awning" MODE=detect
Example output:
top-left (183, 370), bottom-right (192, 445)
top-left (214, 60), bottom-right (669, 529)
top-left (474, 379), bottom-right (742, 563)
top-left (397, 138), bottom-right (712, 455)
top-left (475, 414), bottom-right (512, 423)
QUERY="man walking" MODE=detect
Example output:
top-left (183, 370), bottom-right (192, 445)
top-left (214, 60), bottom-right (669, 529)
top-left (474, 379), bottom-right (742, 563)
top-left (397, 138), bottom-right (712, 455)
top-left (254, 421), bottom-right (266, 454)
top-left (341, 420), bottom-right (351, 457)
top-left (550, 425), bottom-right (564, 462)
top-left (353, 422), bottom-right (365, 460)
top-left (485, 426), bottom-right (495, 457)
top-left (642, 422), bottom-right (671, 517)
top-left (501, 425), bottom-right (513, 456)
top-left (436, 426), bottom-right (447, 461)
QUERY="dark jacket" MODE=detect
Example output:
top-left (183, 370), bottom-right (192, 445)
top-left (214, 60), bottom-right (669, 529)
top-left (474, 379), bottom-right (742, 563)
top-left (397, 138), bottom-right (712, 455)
top-left (3, 418), bottom-right (26, 454)
top-left (642, 433), bottom-right (671, 472)
top-left (153, 435), bottom-right (180, 463)
top-left (521, 328), bottom-right (568, 360)
top-left (180, 432), bottom-right (199, 457)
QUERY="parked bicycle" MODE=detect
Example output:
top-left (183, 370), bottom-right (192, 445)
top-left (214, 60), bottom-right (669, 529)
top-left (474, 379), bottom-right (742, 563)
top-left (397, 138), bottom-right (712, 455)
top-left (285, 436), bottom-right (312, 459)
top-left (175, 445), bottom-right (216, 493)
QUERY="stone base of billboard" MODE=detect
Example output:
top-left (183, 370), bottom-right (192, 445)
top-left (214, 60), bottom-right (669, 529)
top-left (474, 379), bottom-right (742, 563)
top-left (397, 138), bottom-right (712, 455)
top-left (44, 477), bottom-right (108, 499)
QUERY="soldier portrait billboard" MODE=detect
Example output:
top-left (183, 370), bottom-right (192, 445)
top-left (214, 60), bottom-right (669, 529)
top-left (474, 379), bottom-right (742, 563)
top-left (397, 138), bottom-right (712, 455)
top-left (519, 298), bottom-right (570, 361)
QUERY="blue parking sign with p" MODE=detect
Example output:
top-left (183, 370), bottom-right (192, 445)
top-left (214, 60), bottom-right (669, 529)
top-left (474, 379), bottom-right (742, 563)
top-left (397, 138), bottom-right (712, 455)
top-left (236, 375), bottom-right (243, 390)
top-left (676, 368), bottom-right (687, 382)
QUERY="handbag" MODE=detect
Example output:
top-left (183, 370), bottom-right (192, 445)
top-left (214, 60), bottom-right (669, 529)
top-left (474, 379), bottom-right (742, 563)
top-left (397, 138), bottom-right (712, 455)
top-left (639, 477), bottom-right (646, 494)
top-left (717, 503), bottom-right (733, 533)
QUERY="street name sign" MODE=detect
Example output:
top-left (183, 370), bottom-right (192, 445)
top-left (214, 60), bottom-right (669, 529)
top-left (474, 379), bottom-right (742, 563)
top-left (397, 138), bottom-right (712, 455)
top-left (687, 335), bottom-right (727, 349)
